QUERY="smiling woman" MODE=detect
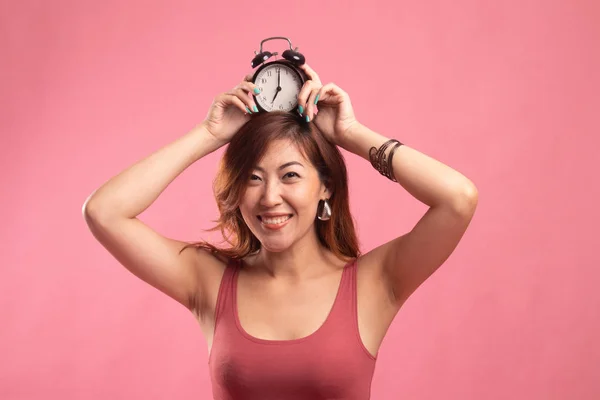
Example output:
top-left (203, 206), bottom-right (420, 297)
top-left (182, 111), bottom-right (360, 262)
top-left (83, 63), bottom-right (477, 400)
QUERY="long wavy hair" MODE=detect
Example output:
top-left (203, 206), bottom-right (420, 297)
top-left (181, 111), bottom-right (361, 262)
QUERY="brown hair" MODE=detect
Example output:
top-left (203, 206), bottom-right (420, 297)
top-left (181, 111), bottom-right (361, 262)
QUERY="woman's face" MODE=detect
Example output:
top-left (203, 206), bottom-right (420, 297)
top-left (239, 139), bottom-right (330, 253)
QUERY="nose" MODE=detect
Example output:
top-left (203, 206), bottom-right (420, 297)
top-left (259, 180), bottom-right (283, 208)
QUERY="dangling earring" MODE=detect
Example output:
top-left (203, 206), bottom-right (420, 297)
top-left (317, 199), bottom-right (331, 221)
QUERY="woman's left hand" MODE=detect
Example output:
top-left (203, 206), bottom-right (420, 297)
top-left (297, 64), bottom-right (359, 146)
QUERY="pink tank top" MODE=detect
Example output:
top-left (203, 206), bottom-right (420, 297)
top-left (208, 258), bottom-right (377, 400)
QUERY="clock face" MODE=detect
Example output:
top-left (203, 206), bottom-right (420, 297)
top-left (253, 62), bottom-right (303, 112)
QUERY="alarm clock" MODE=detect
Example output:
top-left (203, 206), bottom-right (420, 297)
top-left (250, 37), bottom-right (308, 113)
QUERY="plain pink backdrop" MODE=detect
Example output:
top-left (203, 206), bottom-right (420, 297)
top-left (2, 0), bottom-right (599, 399)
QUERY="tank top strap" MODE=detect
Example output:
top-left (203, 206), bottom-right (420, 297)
top-left (343, 258), bottom-right (359, 303)
top-left (323, 258), bottom-right (358, 329)
top-left (213, 258), bottom-right (240, 329)
top-left (348, 257), bottom-right (359, 312)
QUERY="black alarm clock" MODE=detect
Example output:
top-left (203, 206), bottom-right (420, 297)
top-left (250, 37), bottom-right (307, 113)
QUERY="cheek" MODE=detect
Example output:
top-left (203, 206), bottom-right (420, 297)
top-left (293, 193), bottom-right (321, 221)
top-left (238, 184), bottom-right (320, 219)
top-left (237, 193), bottom-right (254, 220)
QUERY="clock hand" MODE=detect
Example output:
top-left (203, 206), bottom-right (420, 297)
top-left (272, 69), bottom-right (282, 103)
top-left (272, 87), bottom-right (281, 103)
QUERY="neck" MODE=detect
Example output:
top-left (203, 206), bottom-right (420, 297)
top-left (254, 227), bottom-right (336, 281)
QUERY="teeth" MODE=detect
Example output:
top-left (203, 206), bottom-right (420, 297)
top-left (262, 215), bottom-right (291, 225)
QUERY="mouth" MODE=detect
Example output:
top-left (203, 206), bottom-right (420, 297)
top-left (257, 214), bottom-right (293, 228)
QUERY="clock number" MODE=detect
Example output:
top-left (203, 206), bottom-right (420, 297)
top-left (261, 78), bottom-right (266, 84)
top-left (279, 104), bottom-right (284, 110)
top-left (267, 71), bottom-right (272, 77)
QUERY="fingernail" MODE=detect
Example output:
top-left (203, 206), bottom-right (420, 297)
top-left (314, 94), bottom-right (320, 104)
top-left (254, 87), bottom-right (261, 94)
top-left (245, 106), bottom-right (252, 114)
top-left (306, 115), bottom-right (310, 122)
top-left (298, 105), bottom-right (304, 115)
top-left (253, 105), bottom-right (259, 112)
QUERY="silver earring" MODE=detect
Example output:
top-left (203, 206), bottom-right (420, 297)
top-left (317, 199), bottom-right (331, 221)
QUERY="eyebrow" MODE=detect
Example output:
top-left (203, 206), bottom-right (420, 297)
top-left (253, 161), bottom-right (305, 172)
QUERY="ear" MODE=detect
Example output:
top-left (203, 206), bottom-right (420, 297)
top-left (320, 179), bottom-right (333, 199)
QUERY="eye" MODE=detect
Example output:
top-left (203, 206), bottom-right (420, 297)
top-left (249, 174), bottom-right (261, 181)
top-left (284, 172), bottom-right (300, 179)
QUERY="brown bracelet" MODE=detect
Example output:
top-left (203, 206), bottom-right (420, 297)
top-left (369, 139), bottom-right (403, 182)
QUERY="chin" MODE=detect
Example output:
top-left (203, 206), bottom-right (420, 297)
top-left (257, 238), bottom-right (294, 253)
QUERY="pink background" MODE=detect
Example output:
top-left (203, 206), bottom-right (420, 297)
top-left (2, 0), bottom-right (599, 399)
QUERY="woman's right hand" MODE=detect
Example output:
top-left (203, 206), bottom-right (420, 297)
top-left (201, 75), bottom-right (261, 144)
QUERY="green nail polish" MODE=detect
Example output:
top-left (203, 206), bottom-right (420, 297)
top-left (245, 106), bottom-right (252, 114)
top-left (253, 105), bottom-right (259, 113)
top-left (306, 115), bottom-right (310, 122)
top-left (314, 94), bottom-right (320, 104)
top-left (298, 105), bottom-right (304, 114)
top-left (254, 87), bottom-right (261, 94)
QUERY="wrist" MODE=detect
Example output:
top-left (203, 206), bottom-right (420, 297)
top-left (338, 122), bottom-right (389, 161)
top-left (188, 123), bottom-right (227, 160)
top-left (337, 120), bottom-right (362, 150)
top-left (198, 122), bottom-right (228, 147)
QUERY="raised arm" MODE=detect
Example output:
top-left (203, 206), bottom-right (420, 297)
top-left (339, 123), bottom-right (478, 307)
top-left (298, 67), bottom-right (478, 309)
top-left (83, 124), bottom-right (226, 311)
top-left (82, 76), bottom-right (262, 311)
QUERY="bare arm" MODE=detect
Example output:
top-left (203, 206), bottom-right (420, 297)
top-left (83, 124), bottom-right (225, 219)
top-left (81, 77), bottom-right (272, 311)
top-left (340, 123), bottom-right (478, 307)
top-left (82, 125), bottom-right (228, 311)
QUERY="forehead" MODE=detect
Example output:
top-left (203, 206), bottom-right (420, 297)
top-left (257, 139), bottom-right (308, 166)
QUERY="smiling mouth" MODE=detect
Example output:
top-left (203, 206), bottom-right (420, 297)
top-left (257, 214), bottom-right (293, 225)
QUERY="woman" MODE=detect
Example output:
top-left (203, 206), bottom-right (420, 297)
top-left (83, 63), bottom-right (478, 399)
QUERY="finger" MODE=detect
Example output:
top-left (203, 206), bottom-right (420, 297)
top-left (305, 87), bottom-right (321, 122)
top-left (231, 86), bottom-right (258, 114)
top-left (315, 82), bottom-right (346, 104)
top-left (298, 63), bottom-right (322, 84)
top-left (236, 79), bottom-right (261, 96)
top-left (232, 81), bottom-right (262, 113)
top-left (297, 80), bottom-right (318, 116)
top-left (242, 73), bottom-right (258, 112)
top-left (219, 93), bottom-right (251, 115)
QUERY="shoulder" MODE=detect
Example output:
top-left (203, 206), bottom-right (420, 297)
top-left (190, 248), bottom-right (235, 315)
